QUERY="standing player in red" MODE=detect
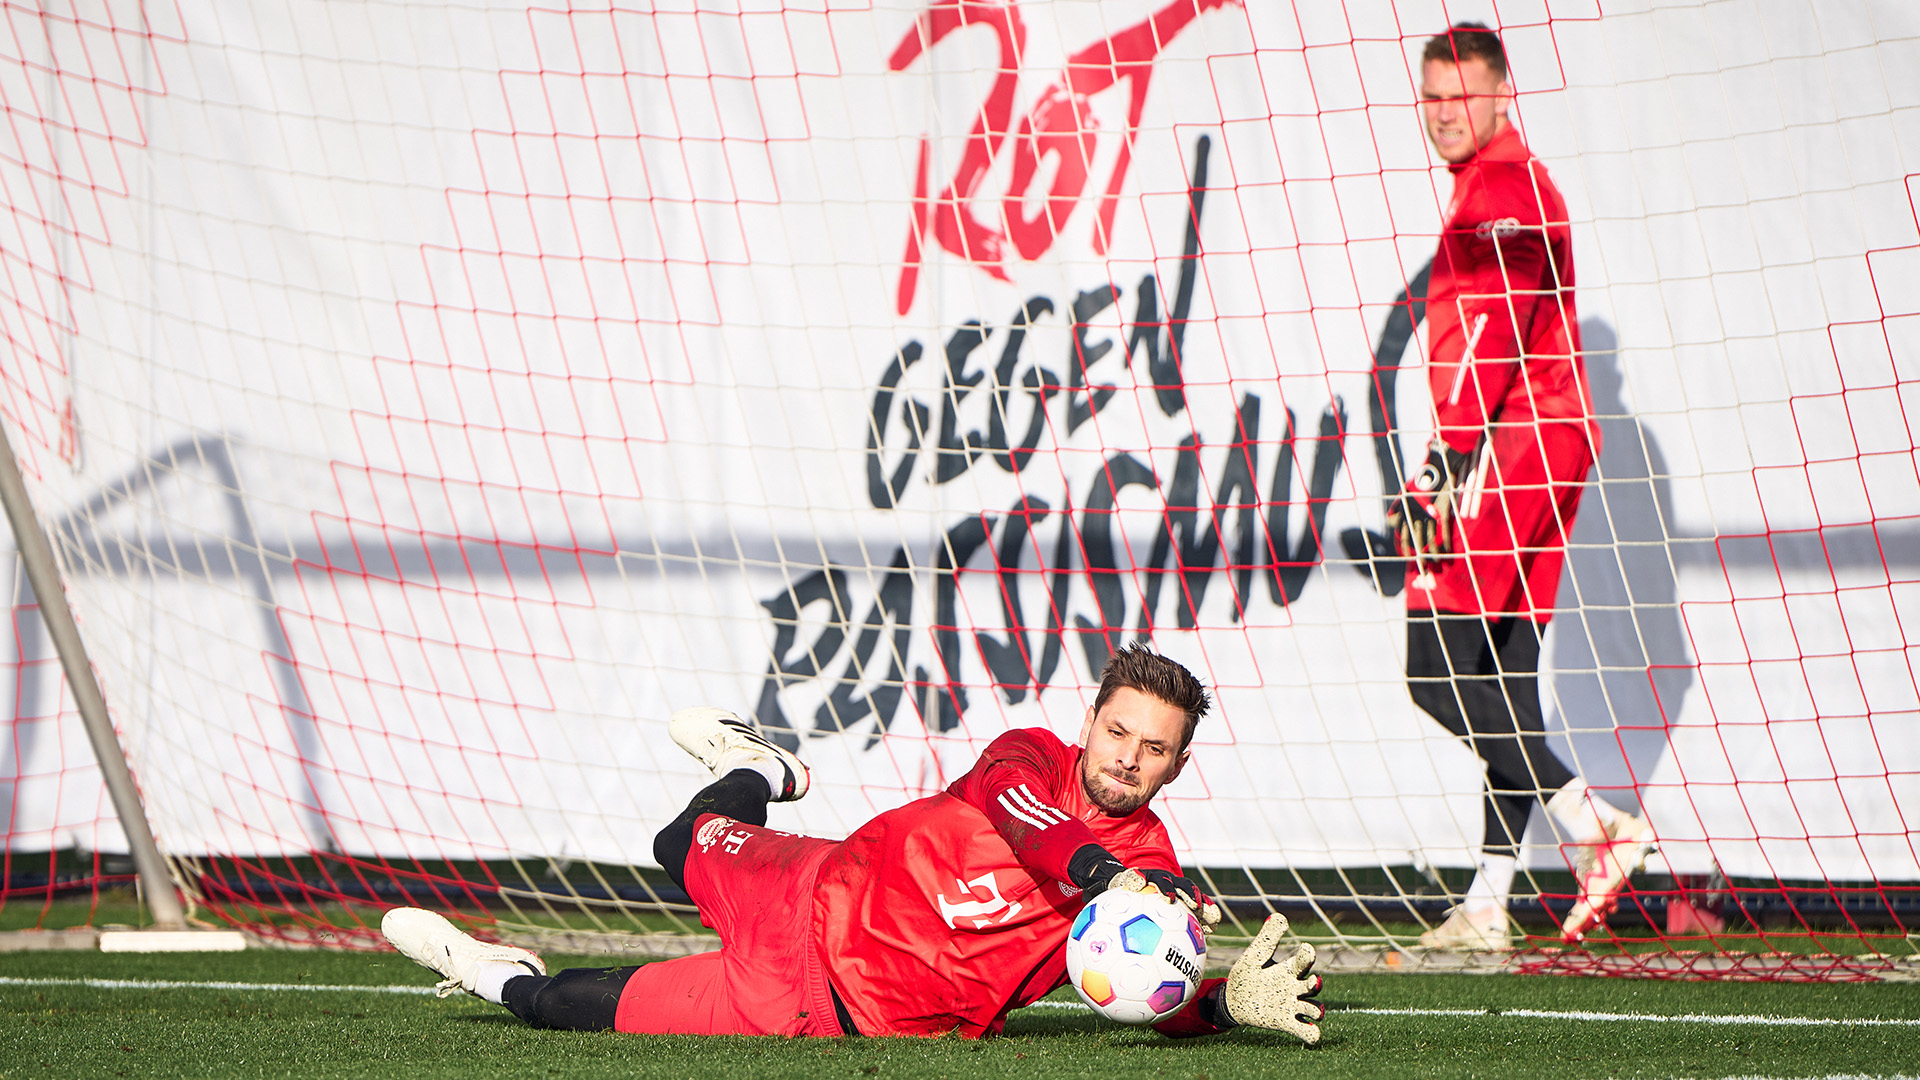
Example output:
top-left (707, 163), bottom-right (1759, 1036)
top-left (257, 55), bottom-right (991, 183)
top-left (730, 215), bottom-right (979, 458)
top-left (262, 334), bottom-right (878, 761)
top-left (1388, 23), bottom-right (1653, 950)
top-left (384, 646), bottom-right (1323, 1042)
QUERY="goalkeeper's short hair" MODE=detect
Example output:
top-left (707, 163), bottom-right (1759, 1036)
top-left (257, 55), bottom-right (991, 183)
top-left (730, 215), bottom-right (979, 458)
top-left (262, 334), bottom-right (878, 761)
top-left (1423, 21), bottom-right (1508, 82)
top-left (1093, 644), bottom-right (1210, 749)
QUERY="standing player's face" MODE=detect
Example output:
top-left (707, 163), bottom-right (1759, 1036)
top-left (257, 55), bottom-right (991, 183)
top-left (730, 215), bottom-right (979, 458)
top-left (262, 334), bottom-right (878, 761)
top-left (1420, 57), bottom-right (1511, 164)
top-left (1077, 687), bottom-right (1190, 815)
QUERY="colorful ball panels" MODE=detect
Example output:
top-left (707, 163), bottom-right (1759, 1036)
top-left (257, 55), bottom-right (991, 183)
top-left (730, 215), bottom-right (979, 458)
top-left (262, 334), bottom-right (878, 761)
top-left (1064, 888), bottom-right (1206, 1024)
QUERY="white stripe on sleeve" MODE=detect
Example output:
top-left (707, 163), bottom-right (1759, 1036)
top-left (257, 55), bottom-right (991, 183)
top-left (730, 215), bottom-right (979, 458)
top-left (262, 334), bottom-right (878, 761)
top-left (1006, 784), bottom-right (1071, 825)
top-left (1446, 311), bottom-right (1489, 406)
top-left (997, 791), bottom-right (1054, 830)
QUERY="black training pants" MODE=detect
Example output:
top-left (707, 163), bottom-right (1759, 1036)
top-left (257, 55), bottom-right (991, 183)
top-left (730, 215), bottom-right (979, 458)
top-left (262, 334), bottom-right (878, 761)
top-left (1406, 612), bottom-right (1576, 854)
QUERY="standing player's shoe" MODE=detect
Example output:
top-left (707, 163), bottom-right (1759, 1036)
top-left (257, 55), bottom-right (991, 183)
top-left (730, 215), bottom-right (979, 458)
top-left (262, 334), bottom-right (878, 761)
top-left (1418, 906), bottom-right (1514, 952)
top-left (381, 907), bottom-right (546, 998)
top-left (1561, 814), bottom-right (1655, 942)
top-left (669, 706), bottom-right (810, 802)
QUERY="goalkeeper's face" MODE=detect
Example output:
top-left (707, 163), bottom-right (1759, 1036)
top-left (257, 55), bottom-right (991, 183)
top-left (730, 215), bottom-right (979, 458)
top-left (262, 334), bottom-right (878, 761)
top-left (1076, 688), bottom-right (1191, 815)
top-left (1419, 56), bottom-right (1511, 164)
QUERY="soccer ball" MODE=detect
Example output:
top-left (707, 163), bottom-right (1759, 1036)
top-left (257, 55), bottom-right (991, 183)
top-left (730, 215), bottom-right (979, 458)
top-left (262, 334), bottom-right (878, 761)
top-left (1065, 888), bottom-right (1207, 1024)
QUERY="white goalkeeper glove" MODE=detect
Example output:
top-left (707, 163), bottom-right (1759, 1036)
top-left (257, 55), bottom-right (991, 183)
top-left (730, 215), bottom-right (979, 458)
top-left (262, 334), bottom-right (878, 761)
top-left (1387, 440), bottom-right (1474, 557)
top-left (1073, 848), bottom-right (1222, 932)
top-left (1220, 913), bottom-right (1323, 1045)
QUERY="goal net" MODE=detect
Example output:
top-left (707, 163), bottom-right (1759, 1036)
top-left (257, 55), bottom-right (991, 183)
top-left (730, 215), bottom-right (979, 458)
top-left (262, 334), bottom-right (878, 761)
top-left (1, 0), bottom-right (1915, 976)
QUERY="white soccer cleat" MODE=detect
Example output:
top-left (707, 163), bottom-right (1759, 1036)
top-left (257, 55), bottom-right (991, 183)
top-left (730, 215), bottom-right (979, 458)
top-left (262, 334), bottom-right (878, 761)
top-left (381, 907), bottom-right (545, 998)
top-left (1417, 906), bottom-right (1515, 952)
top-left (669, 706), bottom-right (810, 802)
top-left (1562, 814), bottom-right (1656, 942)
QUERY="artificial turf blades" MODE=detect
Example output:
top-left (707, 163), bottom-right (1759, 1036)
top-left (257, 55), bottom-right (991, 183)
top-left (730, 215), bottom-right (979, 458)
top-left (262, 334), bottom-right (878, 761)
top-left (2, 948), bottom-right (1917, 1080)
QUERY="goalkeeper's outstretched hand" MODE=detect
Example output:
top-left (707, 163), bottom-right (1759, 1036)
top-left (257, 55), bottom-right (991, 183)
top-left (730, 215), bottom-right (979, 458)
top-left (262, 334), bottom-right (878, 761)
top-left (1090, 864), bottom-right (1223, 932)
top-left (1387, 441), bottom-right (1473, 557)
top-left (1222, 913), bottom-right (1323, 1045)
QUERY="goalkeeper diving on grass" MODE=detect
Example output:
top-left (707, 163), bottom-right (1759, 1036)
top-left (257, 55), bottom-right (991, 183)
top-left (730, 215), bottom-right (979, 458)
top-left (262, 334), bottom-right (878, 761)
top-left (384, 645), bottom-right (1323, 1042)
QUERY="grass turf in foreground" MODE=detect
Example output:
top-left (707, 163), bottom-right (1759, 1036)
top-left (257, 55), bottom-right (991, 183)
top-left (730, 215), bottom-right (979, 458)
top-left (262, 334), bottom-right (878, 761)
top-left (2, 949), bottom-right (1918, 1080)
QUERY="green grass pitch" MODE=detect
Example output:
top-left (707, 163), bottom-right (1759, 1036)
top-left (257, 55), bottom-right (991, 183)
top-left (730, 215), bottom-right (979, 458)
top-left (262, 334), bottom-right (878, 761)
top-left (3, 948), bottom-right (1918, 1080)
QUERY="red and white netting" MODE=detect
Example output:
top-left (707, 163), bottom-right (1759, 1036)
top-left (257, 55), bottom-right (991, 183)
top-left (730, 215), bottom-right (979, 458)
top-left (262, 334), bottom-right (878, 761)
top-left (0, 0), bottom-right (1914, 975)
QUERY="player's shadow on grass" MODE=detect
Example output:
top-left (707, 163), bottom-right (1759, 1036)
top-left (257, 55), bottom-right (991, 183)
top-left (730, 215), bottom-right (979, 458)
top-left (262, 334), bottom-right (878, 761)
top-left (1004, 1007), bottom-right (1347, 1047)
top-left (1002, 1010), bottom-right (1104, 1037)
top-left (454, 1013), bottom-right (531, 1026)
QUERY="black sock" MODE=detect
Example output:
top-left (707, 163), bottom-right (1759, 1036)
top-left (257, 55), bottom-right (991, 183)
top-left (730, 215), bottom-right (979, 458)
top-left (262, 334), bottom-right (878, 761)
top-left (500, 973), bottom-right (550, 1022)
top-left (500, 967), bottom-right (640, 1031)
top-left (651, 769), bottom-right (773, 890)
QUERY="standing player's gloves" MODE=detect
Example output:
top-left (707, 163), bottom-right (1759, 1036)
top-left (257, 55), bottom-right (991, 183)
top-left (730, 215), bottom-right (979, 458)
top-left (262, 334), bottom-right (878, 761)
top-left (1070, 847), bottom-right (1223, 931)
top-left (1220, 913), bottom-right (1323, 1045)
top-left (1387, 441), bottom-right (1474, 557)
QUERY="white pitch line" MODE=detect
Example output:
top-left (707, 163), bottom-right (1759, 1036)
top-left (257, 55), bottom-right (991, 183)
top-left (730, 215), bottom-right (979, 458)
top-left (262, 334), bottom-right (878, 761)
top-left (0, 976), bottom-right (437, 995)
top-left (1338, 1006), bottom-right (1920, 1027)
top-left (4, 979), bottom-right (1916, 1032)
top-left (1023, 1000), bottom-right (1920, 1027)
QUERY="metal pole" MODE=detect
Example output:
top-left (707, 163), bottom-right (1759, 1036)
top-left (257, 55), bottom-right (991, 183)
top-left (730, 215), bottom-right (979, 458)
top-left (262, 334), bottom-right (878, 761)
top-left (0, 422), bottom-right (185, 929)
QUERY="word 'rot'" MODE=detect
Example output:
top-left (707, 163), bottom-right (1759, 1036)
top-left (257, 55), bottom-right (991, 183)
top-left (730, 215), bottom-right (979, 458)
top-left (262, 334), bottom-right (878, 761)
top-left (889, 0), bottom-right (1242, 314)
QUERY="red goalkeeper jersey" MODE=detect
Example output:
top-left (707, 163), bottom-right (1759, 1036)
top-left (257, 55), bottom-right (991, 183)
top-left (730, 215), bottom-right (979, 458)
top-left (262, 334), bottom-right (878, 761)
top-left (811, 726), bottom-right (1211, 1038)
top-left (1412, 124), bottom-right (1600, 619)
top-left (1423, 124), bottom-right (1588, 455)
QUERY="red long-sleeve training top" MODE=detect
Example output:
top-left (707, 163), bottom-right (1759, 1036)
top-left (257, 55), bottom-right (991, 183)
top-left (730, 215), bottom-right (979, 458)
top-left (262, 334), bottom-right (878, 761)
top-left (811, 726), bottom-right (1226, 1038)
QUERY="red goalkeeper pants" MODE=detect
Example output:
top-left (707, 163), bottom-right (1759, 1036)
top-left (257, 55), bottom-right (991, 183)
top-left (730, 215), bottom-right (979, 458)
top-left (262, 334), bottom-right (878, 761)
top-left (612, 815), bottom-right (851, 1036)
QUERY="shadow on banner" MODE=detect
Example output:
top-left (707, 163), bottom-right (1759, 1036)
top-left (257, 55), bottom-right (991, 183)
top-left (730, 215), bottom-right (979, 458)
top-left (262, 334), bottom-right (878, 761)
top-left (1543, 318), bottom-right (1693, 817)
